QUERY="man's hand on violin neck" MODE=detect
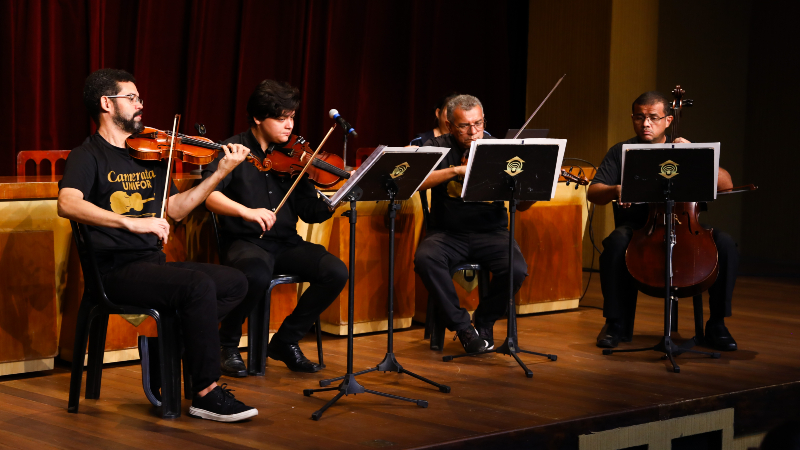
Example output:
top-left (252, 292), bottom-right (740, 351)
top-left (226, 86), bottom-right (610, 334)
top-left (242, 208), bottom-right (276, 232)
top-left (217, 143), bottom-right (251, 173)
top-left (124, 217), bottom-right (170, 243)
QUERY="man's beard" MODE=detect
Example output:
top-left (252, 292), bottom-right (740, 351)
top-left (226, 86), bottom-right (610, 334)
top-left (113, 109), bottom-right (144, 134)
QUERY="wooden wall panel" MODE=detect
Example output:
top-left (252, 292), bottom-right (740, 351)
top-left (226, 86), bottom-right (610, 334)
top-left (322, 203), bottom-right (416, 332)
top-left (0, 231), bottom-right (59, 363)
top-left (515, 204), bottom-right (582, 304)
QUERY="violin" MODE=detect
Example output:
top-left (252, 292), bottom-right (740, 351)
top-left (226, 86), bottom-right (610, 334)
top-left (625, 86), bottom-right (719, 298)
top-left (126, 126), bottom-right (272, 172)
top-left (269, 134), bottom-right (350, 187)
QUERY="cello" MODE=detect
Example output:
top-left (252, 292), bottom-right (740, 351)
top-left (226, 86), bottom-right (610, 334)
top-left (625, 86), bottom-right (719, 298)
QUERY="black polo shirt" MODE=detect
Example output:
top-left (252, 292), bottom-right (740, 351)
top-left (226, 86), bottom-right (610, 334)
top-left (202, 129), bottom-right (333, 252)
top-left (423, 133), bottom-right (508, 233)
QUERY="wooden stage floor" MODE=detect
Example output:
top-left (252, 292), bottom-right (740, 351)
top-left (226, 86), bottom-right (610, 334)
top-left (1, 275), bottom-right (798, 449)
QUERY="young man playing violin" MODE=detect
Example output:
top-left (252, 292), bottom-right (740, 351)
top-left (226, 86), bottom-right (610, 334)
top-left (203, 79), bottom-right (347, 376)
top-left (58, 68), bottom-right (258, 422)
top-left (414, 94), bottom-right (534, 355)
top-left (589, 91), bottom-right (740, 351)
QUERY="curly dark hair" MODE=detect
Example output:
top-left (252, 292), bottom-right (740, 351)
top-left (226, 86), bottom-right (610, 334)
top-left (83, 68), bottom-right (136, 124)
top-left (632, 91), bottom-right (673, 116)
top-left (246, 79), bottom-right (301, 125)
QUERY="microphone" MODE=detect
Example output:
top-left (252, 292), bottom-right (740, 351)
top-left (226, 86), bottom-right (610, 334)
top-left (329, 109), bottom-right (358, 137)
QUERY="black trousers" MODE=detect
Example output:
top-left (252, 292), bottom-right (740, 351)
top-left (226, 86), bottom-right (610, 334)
top-left (219, 239), bottom-right (348, 347)
top-left (414, 229), bottom-right (528, 332)
top-left (101, 252), bottom-right (248, 394)
top-left (599, 226), bottom-right (739, 322)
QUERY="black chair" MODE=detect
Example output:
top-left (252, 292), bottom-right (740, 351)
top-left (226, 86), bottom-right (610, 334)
top-left (67, 221), bottom-right (190, 418)
top-left (418, 190), bottom-right (492, 350)
top-left (209, 212), bottom-right (324, 375)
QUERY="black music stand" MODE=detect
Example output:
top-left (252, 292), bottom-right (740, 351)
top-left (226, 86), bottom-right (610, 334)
top-left (602, 143), bottom-right (722, 373)
top-left (304, 146), bottom-right (448, 420)
top-left (441, 138), bottom-right (565, 378)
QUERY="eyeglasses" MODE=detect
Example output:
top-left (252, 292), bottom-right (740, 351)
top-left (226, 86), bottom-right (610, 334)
top-left (104, 93), bottom-right (144, 106)
top-left (453, 119), bottom-right (486, 133)
top-left (632, 114), bottom-right (666, 124)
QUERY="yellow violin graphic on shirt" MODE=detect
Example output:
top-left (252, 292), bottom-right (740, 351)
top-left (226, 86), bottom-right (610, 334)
top-left (110, 191), bottom-right (155, 215)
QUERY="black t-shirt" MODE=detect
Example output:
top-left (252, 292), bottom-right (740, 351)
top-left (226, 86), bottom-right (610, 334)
top-left (423, 133), bottom-right (508, 233)
top-left (201, 129), bottom-right (334, 252)
top-left (59, 133), bottom-right (178, 256)
top-left (592, 136), bottom-right (669, 229)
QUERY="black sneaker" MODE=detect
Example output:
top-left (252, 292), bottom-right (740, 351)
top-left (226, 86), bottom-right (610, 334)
top-left (455, 327), bottom-right (488, 354)
top-left (220, 347), bottom-right (248, 377)
top-left (476, 325), bottom-right (494, 350)
top-left (188, 384), bottom-right (258, 422)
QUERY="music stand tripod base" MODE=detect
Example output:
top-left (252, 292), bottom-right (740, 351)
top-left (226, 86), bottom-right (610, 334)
top-left (318, 177), bottom-right (450, 393)
top-left (305, 147), bottom-right (448, 420)
top-left (440, 192), bottom-right (558, 379)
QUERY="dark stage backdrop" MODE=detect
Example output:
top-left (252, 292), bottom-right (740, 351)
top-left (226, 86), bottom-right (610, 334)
top-left (0, 0), bottom-right (529, 175)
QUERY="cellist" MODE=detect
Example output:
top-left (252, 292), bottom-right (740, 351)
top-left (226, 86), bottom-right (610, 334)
top-left (589, 91), bottom-right (739, 352)
top-left (58, 69), bottom-right (258, 421)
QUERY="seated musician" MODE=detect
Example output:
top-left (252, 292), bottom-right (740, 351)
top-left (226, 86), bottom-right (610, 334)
top-left (203, 79), bottom-right (348, 376)
top-left (409, 92), bottom-right (493, 147)
top-left (58, 69), bottom-right (257, 422)
top-left (589, 91), bottom-right (739, 351)
top-left (414, 94), bottom-right (533, 354)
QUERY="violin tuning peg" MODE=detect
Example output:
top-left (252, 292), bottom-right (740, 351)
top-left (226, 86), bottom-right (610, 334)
top-left (195, 123), bottom-right (207, 136)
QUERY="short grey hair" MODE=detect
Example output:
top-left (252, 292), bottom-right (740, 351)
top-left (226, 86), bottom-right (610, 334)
top-left (446, 95), bottom-right (483, 123)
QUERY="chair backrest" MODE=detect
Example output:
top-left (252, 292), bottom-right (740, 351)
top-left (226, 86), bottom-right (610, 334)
top-left (418, 189), bottom-right (431, 231)
top-left (209, 211), bottom-right (228, 265)
top-left (69, 221), bottom-right (125, 313)
top-left (17, 150), bottom-right (71, 176)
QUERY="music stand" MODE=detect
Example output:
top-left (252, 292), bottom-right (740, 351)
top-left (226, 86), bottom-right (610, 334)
top-left (602, 143), bottom-right (722, 373)
top-left (441, 138), bottom-right (564, 378)
top-left (304, 146), bottom-right (448, 420)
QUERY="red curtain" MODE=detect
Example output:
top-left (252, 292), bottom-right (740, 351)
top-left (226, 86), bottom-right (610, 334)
top-left (0, 0), bottom-right (528, 176)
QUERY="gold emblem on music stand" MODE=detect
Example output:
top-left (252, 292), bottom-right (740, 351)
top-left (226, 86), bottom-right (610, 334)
top-left (505, 156), bottom-right (525, 176)
top-left (390, 162), bottom-right (409, 179)
top-left (659, 160), bottom-right (679, 179)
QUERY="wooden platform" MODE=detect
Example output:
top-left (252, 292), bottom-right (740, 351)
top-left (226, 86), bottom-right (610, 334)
top-left (0, 275), bottom-right (798, 449)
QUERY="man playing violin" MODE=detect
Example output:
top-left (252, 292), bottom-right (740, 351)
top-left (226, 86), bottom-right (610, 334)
top-left (203, 79), bottom-right (347, 376)
top-left (58, 68), bottom-right (258, 422)
top-left (414, 94), bottom-right (533, 354)
top-left (589, 91), bottom-right (740, 351)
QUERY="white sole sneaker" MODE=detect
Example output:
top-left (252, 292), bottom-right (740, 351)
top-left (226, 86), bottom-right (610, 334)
top-left (188, 406), bottom-right (258, 422)
top-left (484, 340), bottom-right (494, 350)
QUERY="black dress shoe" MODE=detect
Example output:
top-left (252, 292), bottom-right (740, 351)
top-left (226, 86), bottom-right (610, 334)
top-left (220, 347), bottom-right (248, 378)
top-left (267, 339), bottom-right (321, 373)
top-left (705, 321), bottom-right (738, 351)
top-left (138, 336), bottom-right (162, 406)
top-left (596, 322), bottom-right (624, 348)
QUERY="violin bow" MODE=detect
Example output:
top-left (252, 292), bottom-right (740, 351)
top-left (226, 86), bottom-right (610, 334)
top-left (259, 124), bottom-right (337, 238)
top-left (717, 184), bottom-right (758, 195)
top-left (513, 74), bottom-right (566, 140)
top-left (160, 114), bottom-right (181, 219)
